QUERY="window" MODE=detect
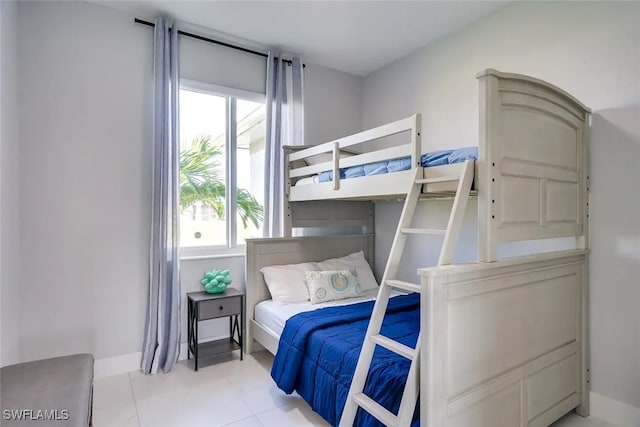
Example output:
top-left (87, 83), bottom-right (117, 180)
top-left (179, 82), bottom-right (265, 256)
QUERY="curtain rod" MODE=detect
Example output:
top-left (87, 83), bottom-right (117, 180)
top-left (134, 18), bottom-right (304, 67)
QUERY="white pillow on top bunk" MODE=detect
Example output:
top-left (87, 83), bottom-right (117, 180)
top-left (316, 251), bottom-right (379, 291)
top-left (305, 270), bottom-right (362, 304)
top-left (261, 262), bottom-right (318, 303)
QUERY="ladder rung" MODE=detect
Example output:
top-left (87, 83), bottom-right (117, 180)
top-left (401, 228), bottom-right (446, 235)
top-left (370, 334), bottom-right (416, 360)
top-left (386, 279), bottom-right (421, 293)
top-left (415, 175), bottom-right (459, 184)
top-left (352, 393), bottom-right (397, 427)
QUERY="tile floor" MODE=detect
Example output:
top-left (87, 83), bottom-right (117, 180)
top-left (93, 351), bottom-right (615, 427)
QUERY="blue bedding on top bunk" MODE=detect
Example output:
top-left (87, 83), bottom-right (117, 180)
top-left (271, 293), bottom-right (421, 427)
top-left (317, 146), bottom-right (478, 183)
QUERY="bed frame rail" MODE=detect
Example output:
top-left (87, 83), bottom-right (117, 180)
top-left (288, 200), bottom-right (374, 235)
top-left (420, 250), bottom-right (589, 426)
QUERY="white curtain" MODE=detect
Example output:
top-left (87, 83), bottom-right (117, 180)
top-left (263, 52), bottom-right (304, 237)
top-left (141, 17), bottom-right (181, 375)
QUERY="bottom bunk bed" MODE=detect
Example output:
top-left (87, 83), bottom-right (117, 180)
top-left (245, 235), bottom-right (588, 427)
top-left (271, 292), bottom-right (419, 427)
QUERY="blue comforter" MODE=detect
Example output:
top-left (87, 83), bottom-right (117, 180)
top-left (318, 146), bottom-right (478, 182)
top-left (271, 293), bottom-right (420, 427)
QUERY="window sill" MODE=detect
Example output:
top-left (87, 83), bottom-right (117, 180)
top-left (180, 252), bottom-right (245, 261)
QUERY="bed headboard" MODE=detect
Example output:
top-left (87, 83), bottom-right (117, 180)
top-left (245, 233), bottom-right (375, 317)
top-left (477, 69), bottom-right (591, 262)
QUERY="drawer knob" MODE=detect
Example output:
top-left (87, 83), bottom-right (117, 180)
top-left (219, 305), bottom-right (224, 311)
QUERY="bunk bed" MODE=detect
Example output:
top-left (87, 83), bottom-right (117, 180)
top-left (284, 114), bottom-right (476, 202)
top-left (245, 69), bottom-right (591, 427)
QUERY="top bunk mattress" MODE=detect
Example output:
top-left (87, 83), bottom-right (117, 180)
top-left (296, 146), bottom-right (478, 186)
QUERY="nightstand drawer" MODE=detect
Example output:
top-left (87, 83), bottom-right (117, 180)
top-left (198, 295), bottom-right (241, 320)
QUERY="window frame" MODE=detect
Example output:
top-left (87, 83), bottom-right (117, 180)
top-left (179, 79), bottom-right (266, 259)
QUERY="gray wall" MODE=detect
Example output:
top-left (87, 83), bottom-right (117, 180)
top-left (1, 0), bottom-right (20, 367)
top-left (589, 108), bottom-right (640, 410)
top-left (17, 0), bottom-right (153, 363)
top-left (361, 1), bottom-right (640, 410)
top-left (11, 1), bottom-right (363, 363)
top-left (304, 63), bottom-right (362, 145)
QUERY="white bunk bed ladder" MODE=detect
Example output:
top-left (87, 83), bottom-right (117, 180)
top-left (339, 160), bottom-right (474, 427)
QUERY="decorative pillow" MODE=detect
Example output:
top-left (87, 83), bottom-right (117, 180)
top-left (305, 270), bottom-right (362, 304)
top-left (260, 262), bottom-right (318, 303)
top-left (316, 250), bottom-right (379, 291)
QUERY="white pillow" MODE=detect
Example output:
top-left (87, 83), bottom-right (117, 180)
top-left (305, 270), bottom-right (362, 304)
top-left (260, 262), bottom-right (318, 303)
top-left (316, 250), bottom-right (379, 291)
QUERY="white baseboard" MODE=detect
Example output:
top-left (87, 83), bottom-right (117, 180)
top-left (94, 336), bottom-right (226, 379)
top-left (591, 392), bottom-right (640, 427)
top-left (178, 342), bottom-right (189, 362)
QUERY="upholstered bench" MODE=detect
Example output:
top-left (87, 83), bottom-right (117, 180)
top-left (1, 354), bottom-right (94, 426)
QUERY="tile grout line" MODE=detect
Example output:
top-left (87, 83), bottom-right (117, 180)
top-left (220, 415), bottom-right (265, 427)
top-left (127, 371), bottom-right (143, 427)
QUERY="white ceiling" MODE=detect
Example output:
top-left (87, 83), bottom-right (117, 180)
top-left (98, 1), bottom-right (507, 76)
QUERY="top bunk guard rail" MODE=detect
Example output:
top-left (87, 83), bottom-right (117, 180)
top-left (287, 114), bottom-right (421, 191)
top-left (289, 114), bottom-right (421, 164)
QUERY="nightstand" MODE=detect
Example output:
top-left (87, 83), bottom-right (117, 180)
top-left (187, 288), bottom-right (244, 371)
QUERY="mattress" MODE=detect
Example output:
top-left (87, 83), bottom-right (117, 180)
top-left (255, 289), bottom-right (403, 337)
top-left (308, 146), bottom-right (478, 184)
